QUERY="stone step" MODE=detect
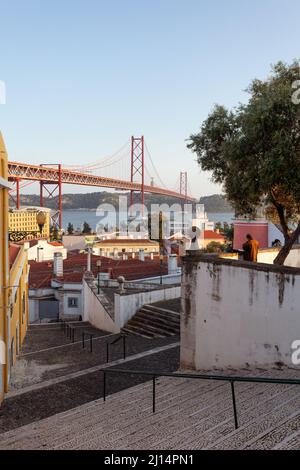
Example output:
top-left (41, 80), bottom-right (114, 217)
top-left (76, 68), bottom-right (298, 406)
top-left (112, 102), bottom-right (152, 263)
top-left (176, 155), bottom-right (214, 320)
top-left (206, 370), bottom-right (300, 450)
top-left (0, 378), bottom-right (217, 449)
top-left (137, 310), bottom-right (180, 326)
top-left (144, 304), bottom-right (181, 316)
top-left (43, 379), bottom-right (220, 450)
top-left (127, 318), bottom-right (177, 336)
top-left (140, 307), bottom-right (180, 322)
top-left (2, 369), bottom-right (300, 450)
top-left (130, 317), bottom-right (179, 335)
top-left (99, 377), bottom-right (292, 450)
top-left (37, 372), bottom-right (268, 450)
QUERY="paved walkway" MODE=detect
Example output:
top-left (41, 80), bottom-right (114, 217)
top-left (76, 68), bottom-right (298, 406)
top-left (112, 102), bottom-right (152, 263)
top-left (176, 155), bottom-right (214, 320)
top-left (7, 342), bottom-right (179, 398)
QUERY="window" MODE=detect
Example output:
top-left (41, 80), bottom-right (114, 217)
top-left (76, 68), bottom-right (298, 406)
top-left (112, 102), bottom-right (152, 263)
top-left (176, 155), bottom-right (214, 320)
top-left (68, 297), bottom-right (78, 308)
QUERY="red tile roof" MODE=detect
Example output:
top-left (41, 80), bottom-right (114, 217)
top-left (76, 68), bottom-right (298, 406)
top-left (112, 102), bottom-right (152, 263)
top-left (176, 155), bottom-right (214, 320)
top-left (48, 241), bottom-right (64, 246)
top-left (203, 230), bottom-right (225, 240)
top-left (29, 251), bottom-right (168, 288)
top-left (95, 239), bottom-right (158, 245)
top-left (9, 243), bottom-right (21, 268)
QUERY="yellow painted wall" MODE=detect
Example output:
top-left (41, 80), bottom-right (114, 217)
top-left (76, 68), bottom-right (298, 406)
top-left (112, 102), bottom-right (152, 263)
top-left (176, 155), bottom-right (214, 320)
top-left (0, 132), bottom-right (9, 405)
top-left (9, 246), bottom-right (29, 367)
top-left (95, 241), bottom-right (159, 256)
top-left (0, 132), bottom-right (29, 406)
top-left (9, 209), bottom-right (50, 240)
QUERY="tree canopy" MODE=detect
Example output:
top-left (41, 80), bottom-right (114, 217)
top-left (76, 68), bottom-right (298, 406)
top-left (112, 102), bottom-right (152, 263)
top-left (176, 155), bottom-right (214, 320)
top-left (188, 61), bottom-right (300, 264)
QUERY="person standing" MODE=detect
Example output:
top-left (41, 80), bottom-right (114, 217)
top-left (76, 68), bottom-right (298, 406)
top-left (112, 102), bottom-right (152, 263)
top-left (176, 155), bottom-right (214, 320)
top-left (243, 233), bottom-right (259, 262)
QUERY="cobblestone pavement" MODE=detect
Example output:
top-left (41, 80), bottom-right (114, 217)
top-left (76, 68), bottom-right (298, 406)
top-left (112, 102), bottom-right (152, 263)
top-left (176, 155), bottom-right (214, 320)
top-left (17, 326), bottom-right (179, 385)
top-left (0, 325), bottom-right (180, 433)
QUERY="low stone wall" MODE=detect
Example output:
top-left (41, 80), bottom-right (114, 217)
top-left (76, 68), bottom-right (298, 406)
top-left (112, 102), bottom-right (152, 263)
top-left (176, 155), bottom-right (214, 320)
top-left (181, 253), bottom-right (300, 370)
top-left (114, 286), bottom-right (181, 328)
top-left (83, 277), bottom-right (120, 334)
top-left (221, 245), bottom-right (300, 267)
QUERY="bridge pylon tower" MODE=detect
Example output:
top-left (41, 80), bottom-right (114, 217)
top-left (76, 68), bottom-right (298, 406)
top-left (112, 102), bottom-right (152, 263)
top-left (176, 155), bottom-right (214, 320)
top-left (39, 163), bottom-right (62, 231)
top-left (130, 136), bottom-right (145, 214)
top-left (180, 171), bottom-right (188, 204)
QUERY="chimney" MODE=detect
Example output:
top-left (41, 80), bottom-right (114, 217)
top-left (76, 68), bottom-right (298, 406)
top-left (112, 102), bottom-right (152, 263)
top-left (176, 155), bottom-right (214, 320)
top-left (53, 252), bottom-right (63, 277)
top-left (87, 246), bottom-right (92, 272)
top-left (168, 254), bottom-right (178, 275)
top-left (139, 249), bottom-right (145, 261)
top-left (37, 246), bottom-right (44, 262)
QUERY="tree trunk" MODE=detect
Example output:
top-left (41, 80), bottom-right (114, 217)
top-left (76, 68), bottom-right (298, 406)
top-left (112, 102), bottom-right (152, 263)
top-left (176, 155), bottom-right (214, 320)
top-left (273, 222), bottom-right (300, 265)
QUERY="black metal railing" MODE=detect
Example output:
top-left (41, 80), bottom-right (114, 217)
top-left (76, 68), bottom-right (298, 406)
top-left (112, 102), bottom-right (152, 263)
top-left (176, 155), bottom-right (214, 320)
top-left (106, 334), bottom-right (126, 363)
top-left (100, 368), bottom-right (300, 430)
top-left (82, 331), bottom-right (95, 352)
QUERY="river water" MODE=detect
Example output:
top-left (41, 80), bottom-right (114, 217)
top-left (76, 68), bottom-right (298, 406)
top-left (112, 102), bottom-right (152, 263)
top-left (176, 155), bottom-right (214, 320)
top-left (62, 210), bottom-right (235, 232)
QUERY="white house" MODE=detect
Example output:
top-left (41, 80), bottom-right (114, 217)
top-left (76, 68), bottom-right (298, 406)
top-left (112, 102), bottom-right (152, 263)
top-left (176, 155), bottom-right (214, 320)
top-left (25, 239), bottom-right (67, 262)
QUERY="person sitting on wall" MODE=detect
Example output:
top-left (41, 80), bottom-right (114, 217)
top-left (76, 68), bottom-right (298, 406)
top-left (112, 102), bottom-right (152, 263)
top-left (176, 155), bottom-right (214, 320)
top-left (242, 233), bottom-right (259, 262)
top-left (272, 238), bottom-right (282, 247)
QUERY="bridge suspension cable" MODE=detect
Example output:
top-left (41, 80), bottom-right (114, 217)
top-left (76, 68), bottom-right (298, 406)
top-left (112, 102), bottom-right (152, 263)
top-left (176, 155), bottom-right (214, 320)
top-left (63, 140), bottom-right (130, 172)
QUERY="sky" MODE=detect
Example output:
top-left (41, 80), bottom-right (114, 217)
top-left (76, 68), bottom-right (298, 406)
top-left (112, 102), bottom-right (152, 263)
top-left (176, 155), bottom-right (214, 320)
top-left (1, 0), bottom-right (300, 198)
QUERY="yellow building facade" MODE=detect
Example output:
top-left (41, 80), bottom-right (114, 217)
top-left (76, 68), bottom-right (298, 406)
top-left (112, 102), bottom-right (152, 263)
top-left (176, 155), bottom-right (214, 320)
top-left (0, 132), bottom-right (29, 406)
top-left (9, 207), bottom-right (51, 241)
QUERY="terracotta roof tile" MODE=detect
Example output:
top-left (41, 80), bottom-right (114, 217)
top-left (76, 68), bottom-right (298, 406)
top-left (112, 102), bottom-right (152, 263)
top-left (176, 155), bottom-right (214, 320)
top-left (204, 230), bottom-right (225, 240)
top-left (9, 243), bottom-right (21, 268)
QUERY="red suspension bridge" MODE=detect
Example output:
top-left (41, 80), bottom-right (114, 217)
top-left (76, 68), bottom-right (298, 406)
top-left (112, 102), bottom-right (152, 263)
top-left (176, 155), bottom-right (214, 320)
top-left (8, 136), bottom-right (195, 229)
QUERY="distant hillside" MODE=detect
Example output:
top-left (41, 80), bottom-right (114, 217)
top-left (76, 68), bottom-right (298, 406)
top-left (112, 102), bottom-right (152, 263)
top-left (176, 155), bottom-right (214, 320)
top-left (199, 194), bottom-right (234, 213)
top-left (15, 191), bottom-right (185, 210)
top-left (13, 191), bottom-right (234, 213)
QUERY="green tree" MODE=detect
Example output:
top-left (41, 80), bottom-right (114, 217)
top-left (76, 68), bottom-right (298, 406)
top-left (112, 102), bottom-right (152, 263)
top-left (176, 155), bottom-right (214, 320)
top-left (188, 61), bottom-right (300, 265)
top-left (82, 221), bottom-right (92, 234)
top-left (50, 225), bottom-right (59, 241)
top-left (67, 222), bottom-right (74, 235)
top-left (205, 241), bottom-right (225, 253)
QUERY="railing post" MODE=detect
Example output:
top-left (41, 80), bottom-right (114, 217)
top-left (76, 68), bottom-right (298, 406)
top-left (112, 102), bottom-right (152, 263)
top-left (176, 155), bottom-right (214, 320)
top-left (82, 332), bottom-right (85, 349)
top-left (90, 334), bottom-right (93, 353)
top-left (103, 371), bottom-right (106, 402)
top-left (152, 375), bottom-right (156, 414)
top-left (72, 327), bottom-right (75, 343)
top-left (230, 381), bottom-right (238, 429)
top-left (123, 335), bottom-right (126, 360)
top-left (106, 343), bottom-right (109, 363)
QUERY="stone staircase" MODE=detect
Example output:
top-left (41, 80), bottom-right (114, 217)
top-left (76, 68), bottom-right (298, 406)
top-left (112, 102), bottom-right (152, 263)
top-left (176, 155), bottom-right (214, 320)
top-left (1, 368), bottom-right (300, 449)
top-left (122, 304), bottom-right (180, 338)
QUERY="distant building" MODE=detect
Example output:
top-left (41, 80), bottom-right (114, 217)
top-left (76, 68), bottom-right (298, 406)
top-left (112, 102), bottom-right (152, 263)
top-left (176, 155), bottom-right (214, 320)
top-left (201, 230), bottom-right (226, 249)
top-left (9, 206), bottom-right (51, 241)
top-left (28, 251), bottom-right (169, 323)
top-left (24, 239), bottom-right (67, 262)
top-left (169, 204), bottom-right (214, 235)
top-left (233, 219), bottom-right (287, 250)
top-left (92, 238), bottom-right (160, 259)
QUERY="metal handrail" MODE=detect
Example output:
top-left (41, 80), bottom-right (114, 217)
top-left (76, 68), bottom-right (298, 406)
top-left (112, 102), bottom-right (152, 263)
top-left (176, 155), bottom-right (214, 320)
top-left (100, 368), bottom-right (300, 430)
top-left (106, 334), bottom-right (126, 363)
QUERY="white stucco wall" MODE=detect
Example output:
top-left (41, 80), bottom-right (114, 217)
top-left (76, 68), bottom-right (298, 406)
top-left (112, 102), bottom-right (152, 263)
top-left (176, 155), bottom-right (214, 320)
top-left (83, 278), bottom-right (120, 334)
top-left (181, 254), bottom-right (300, 370)
top-left (27, 240), bottom-right (67, 261)
top-left (115, 286), bottom-right (181, 328)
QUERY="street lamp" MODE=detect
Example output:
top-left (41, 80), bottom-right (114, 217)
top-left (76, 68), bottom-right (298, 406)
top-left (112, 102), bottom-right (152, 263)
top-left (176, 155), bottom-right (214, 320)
top-left (96, 259), bottom-right (102, 294)
top-left (8, 210), bottom-right (47, 242)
